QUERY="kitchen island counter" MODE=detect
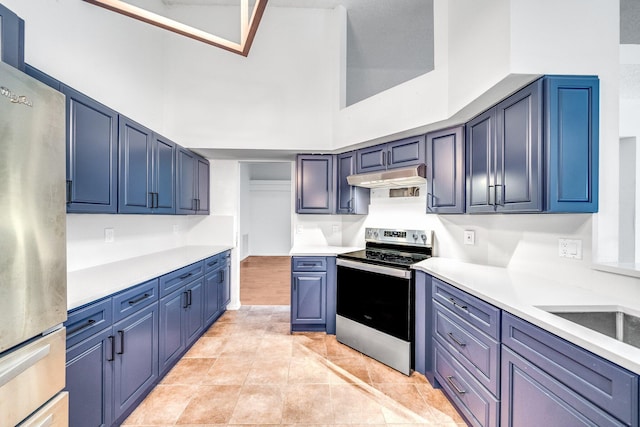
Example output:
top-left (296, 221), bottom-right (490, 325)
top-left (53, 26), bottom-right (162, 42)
top-left (414, 257), bottom-right (640, 374)
top-left (67, 245), bottom-right (233, 310)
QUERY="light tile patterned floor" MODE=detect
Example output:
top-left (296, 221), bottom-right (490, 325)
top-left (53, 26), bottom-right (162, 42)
top-left (123, 306), bottom-right (468, 426)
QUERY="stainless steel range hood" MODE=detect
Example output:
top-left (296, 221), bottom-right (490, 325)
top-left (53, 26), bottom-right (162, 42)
top-left (346, 164), bottom-right (426, 188)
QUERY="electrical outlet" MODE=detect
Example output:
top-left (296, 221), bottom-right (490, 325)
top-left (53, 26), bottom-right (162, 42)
top-left (332, 225), bottom-right (341, 233)
top-left (296, 225), bottom-right (303, 234)
top-left (559, 239), bottom-right (582, 259)
top-left (173, 224), bottom-right (179, 234)
top-left (104, 228), bottom-right (115, 243)
top-left (463, 230), bottom-right (475, 245)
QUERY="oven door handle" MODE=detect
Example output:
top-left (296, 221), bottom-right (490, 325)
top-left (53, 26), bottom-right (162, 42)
top-left (336, 258), bottom-right (412, 279)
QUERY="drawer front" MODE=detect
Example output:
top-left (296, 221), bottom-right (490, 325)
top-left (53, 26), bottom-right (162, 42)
top-left (159, 261), bottom-right (204, 297)
top-left (433, 278), bottom-right (500, 339)
top-left (66, 298), bottom-right (113, 348)
top-left (113, 279), bottom-right (159, 322)
top-left (434, 300), bottom-right (500, 395)
top-left (0, 328), bottom-right (66, 427)
top-left (222, 250), bottom-right (231, 266)
top-left (19, 391), bottom-right (69, 427)
top-left (204, 254), bottom-right (222, 273)
top-left (502, 312), bottom-right (638, 426)
top-left (434, 341), bottom-right (499, 427)
top-left (292, 256), bottom-right (327, 272)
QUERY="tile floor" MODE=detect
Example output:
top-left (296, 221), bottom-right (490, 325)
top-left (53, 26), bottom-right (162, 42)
top-left (123, 306), bottom-right (468, 426)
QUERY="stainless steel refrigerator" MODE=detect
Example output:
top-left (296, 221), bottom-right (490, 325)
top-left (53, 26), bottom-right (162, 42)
top-left (0, 60), bottom-right (68, 425)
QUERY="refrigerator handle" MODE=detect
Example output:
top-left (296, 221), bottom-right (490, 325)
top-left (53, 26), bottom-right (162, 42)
top-left (0, 343), bottom-right (50, 387)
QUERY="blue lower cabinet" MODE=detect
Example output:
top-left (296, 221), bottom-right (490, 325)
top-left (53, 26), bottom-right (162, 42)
top-left (185, 278), bottom-right (205, 347)
top-left (502, 312), bottom-right (638, 427)
top-left (434, 341), bottom-right (499, 427)
top-left (113, 303), bottom-right (159, 424)
top-left (290, 256), bottom-right (335, 333)
top-left (501, 346), bottom-right (626, 427)
top-left (159, 289), bottom-right (187, 375)
top-left (291, 273), bottom-right (327, 325)
top-left (204, 269), bottom-right (223, 327)
top-left (66, 326), bottom-right (114, 427)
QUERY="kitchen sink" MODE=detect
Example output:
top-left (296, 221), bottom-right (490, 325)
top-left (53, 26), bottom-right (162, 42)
top-left (538, 307), bottom-right (640, 350)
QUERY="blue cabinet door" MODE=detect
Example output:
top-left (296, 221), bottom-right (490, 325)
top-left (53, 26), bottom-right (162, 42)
top-left (118, 116), bottom-right (153, 214)
top-left (466, 109), bottom-right (495, 213)
top-left (113, 304), bottom-right (159, 424)
top-left (66, 327), bottom-right (113, 427)
top-left (204, 269), bottom-right (222, 327)
top-left (545, 76), bottom-right (599, 212)
top-left (501, 346), bottom-right (627, 427)
top-left (176, 147), bottom-right (197, 214)
top-left (336, 152), bottom-right (369, 215)
top-left (0, 4), bottom-right (24, 70)
top-left (63, 85), bottom-right (118, 213)
top-left (387, 135), bottom-right (425, 169)
top-left (426, 127), bottom-right (465, 213)
top-left (495, 79), bottom-right (543, 212)
top-left (185, 277), bottom-right (205, 347)
top-left (152, 134), bottom-right (176, 214)
top-left (196, 157), bottom-right (210, 214)
top-left (291, 272), bottom-right (327, 324)
top-left (356, 145), bottom-right (387, 173)
top-left (296, 155), bottom-right (335, 213)
top-left (159, 289), bottom-right (186, 375)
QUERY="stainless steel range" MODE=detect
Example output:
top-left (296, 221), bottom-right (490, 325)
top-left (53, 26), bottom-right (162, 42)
top-left (336, 227), bottom-right (433, 375)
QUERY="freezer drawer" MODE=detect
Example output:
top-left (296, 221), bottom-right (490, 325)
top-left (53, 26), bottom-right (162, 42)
top-left (17, 392), bottom-right (69, 427)
top-left (0, 328), bottom-right (66, 426)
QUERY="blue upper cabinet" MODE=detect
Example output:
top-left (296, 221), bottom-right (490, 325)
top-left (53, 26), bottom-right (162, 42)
top-left (336, 151), bottom-right (369, 215)
top-left (296, 154), bottom-right (335, 214)
top-left (357, 135), bottom-right (426, 174)
top-left (465, 76), bottom-right (598, 214)
top-left (176, 147), bottom-right (209, 215)
top-left (466, 79), bottom-right (542, 213)
top-left (426, 126), bottom-right (465, 214)
top-left (25, 64), bottom-right (62, 92)
top-left (545, 76), bottom-right (599, 213)
top-left (118, 116), bottom-right (176, 214)
top-left (63, 85), bottom-right (119, 214)
top-left (0, 4), bottom-right (24, 70)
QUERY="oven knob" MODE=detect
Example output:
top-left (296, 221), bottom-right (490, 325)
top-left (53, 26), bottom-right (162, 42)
top-left (373, 231), bottom-right (379, 238)
top-left (412, 234), bottom-right (418, 241)
top-left (421, 234), bottom-right (427, 242)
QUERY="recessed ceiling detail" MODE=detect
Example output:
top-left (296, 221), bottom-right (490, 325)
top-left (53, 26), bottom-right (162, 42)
top-left (83, 0), bottom-right (268, 56)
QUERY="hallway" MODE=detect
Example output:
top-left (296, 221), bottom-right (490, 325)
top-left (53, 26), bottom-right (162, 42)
top-left (123, 305), bottom-right (467, 426)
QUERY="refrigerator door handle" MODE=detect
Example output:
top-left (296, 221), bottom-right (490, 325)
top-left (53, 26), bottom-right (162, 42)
top-left (0, 343), bottom-right (50, 387)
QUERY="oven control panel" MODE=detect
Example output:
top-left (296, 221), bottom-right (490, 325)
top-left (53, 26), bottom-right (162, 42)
top-left (365, 228), bottom-right (433, 247)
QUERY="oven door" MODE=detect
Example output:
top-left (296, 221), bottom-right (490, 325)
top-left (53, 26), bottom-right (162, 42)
top-left (336, 259), bottom-right (413, 342)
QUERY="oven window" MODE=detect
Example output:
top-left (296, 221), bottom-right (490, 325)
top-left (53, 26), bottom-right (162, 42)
top-left (336, 265), bottom-right (412, 341)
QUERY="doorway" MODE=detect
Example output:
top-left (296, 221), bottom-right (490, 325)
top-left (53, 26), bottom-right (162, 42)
top-left (238, 162), bottom-right (293, 305)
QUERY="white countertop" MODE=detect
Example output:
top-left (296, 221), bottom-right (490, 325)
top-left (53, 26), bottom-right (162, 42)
top-left (289, 245), bottom-right (363, 256)
top-left (413, 257), bottom-right (640, 375)
top-left (67, 245), bottom-right (233, 311)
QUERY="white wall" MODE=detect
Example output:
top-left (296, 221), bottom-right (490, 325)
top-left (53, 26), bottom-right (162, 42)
top-left (248, 180), bottom-right (292, 255)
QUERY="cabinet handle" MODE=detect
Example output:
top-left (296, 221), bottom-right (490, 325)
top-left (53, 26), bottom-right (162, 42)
top-left (218, 270), bottom-right (224, 283)
top-left (117, 330), bottom-right (124, 355)
top-left (68, 318), bottom-right (95, 335)
top-left (107, 335), bottom-right (115, 361)
top-left (207, 260), bottom-right (219, 267)
top-left (66, 180), bottom-right (72, 204)
top-left (382, 151), bottom-right (386, 166)
top-left (449, 297), bottom-right (468, 311)
top-left (149, 192), bottom-right (154, 208)
top-left (447, 332), bottom-right (466, 348)
top-left (183, 291), bottom-right (189, 308)
top-left (187, 289), bottom-right (192, 306)
top-left (179, 273), bottom-right (192, 280)
top-left (128, 293), bottom-right (150, 306)
top-left (446, 376), bottom-right (466, 395)
top-left (488, 185), bottom-right (495, 206)
top-left (388, 150), bottom-right (391, 165)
